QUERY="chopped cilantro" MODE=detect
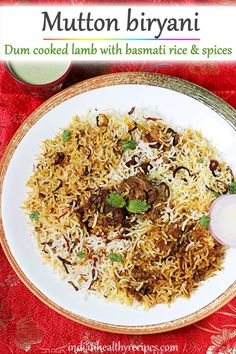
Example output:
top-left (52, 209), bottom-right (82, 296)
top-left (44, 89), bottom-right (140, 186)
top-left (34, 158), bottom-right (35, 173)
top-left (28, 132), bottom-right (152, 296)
top-left (77, 251), bottom-right (86, 259)
top-left (107, 193), bottom-right (126, 208)
top-left (122, 140), bottom-right (137, 152)
top-left (199, 215), bottom-right (210, 227)
top-left (29, 211), bottom-right (39, 221)
top-left (126, 199), bottom-right (151, 213)
top-left (108, 253), bottom-right (123, 262)
top-left (229, 182), bottom-right (236, 194)
top-left (62, 130), bottom-right (71, 142)
top-left (198, 158), bottom-right (204, 163)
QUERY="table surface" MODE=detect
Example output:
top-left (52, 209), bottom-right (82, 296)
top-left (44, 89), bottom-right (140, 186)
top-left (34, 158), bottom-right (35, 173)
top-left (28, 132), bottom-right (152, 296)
top-left (0, 61), bottom-right (236, 354)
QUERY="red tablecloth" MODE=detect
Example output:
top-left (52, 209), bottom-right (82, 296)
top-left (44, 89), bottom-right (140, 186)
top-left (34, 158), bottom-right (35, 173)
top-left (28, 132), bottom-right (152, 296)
top-left (1, 61), bottom-right (236, 353)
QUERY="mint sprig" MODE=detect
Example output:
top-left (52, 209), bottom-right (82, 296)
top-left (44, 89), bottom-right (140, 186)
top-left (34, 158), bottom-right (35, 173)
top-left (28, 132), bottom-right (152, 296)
top-left (107, 193), bottom-right (126, 208)
top-left (77, 251), bottom-right (86, 259)
top-left (62, 130), bottom-right (71, 142)
top-left (29, 211), bottom-right (39, 221)
top-left (229, 182), bottom-right (236, 194)
top-left (199, 215), bottom-right (210, 227)
top-left (121, 140), bottom-right (137, 152)
top-left (108, 253), bottom-right (123, 262)
top-left (126, 199), bottom-right (151, 213)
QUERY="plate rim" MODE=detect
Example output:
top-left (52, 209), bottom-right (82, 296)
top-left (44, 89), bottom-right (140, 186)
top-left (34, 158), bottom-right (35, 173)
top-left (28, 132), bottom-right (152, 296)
top-left (0, 71), bottom-right (236, 334)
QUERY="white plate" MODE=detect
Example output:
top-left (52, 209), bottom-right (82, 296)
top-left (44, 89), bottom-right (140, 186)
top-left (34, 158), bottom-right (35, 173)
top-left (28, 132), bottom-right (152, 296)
top-left (1, 73), bottom-right (236, 334)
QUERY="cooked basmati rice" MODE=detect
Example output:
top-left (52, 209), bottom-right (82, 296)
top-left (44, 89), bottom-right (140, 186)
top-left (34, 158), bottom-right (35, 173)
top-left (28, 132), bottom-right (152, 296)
top-left (23, 108), bottom-right (234, 308)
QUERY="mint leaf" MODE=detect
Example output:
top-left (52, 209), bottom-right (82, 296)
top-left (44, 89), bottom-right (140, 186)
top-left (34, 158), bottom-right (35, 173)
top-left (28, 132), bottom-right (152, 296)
top-left (122, 140), bottom-right (137, 152)
top-left (62, 130), bottom-right (71, 142)
top-left (107, 193), bottom-right (126, 208)
top-left (126, 199), bottom-right (151, 213)
top-left (77, 251), bottom-right (86, 259)
top-left (214, 191), bottom-right (221, 198)
top-left (229, 182), bottom-right (236, 194)
top-left (108, 253), bottom-right (123, 262)
top-left (29, 211), bottom-right (39, 221)
top-left (199, 215), bottom-right (210, 227)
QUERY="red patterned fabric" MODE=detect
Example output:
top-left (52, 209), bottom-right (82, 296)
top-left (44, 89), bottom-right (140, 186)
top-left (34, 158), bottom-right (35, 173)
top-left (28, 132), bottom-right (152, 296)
top-left (1, 48), bottom-right (236, 354)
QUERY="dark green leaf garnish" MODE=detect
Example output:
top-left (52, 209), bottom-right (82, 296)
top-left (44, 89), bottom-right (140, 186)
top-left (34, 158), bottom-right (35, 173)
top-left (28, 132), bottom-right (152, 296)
top-left (107, 193), bottom-right (126, 208)
top-left (77, 251), bottom-right (86, 259)
top-left (199, 215), bottom-right (210, 227)
top-left (229, 182), bottom-right (236, 194)
top-left (108, 253), bottom-right (123, 262)
top-left (214, 191), bottom-right (221, 198)
top-left (122, 140), bottom-right (137, 152)
top-left (62, 130), bottom-right (71, 142)
top-left (126, 199), bottom-right (151, 213)
top-left (29, 211), bottom-right (39, 221)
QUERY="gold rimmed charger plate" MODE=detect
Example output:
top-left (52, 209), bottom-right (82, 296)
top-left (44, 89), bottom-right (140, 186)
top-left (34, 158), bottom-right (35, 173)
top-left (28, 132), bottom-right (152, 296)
top-left (0, 72), bottom-right (236, 334)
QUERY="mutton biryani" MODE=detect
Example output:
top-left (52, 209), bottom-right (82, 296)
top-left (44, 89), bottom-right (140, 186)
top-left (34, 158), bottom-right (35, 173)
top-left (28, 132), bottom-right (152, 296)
top-left (23, 107), bottom-right (235, 308)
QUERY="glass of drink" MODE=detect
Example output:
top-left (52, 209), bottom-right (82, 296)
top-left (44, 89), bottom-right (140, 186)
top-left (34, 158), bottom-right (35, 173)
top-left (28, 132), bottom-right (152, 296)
top-left (5, 61), bottom-right (72, 97)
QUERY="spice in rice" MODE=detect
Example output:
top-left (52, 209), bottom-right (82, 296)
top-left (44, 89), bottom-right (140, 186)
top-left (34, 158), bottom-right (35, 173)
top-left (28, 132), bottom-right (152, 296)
top-left (23, 108), bottom-right (234, 308)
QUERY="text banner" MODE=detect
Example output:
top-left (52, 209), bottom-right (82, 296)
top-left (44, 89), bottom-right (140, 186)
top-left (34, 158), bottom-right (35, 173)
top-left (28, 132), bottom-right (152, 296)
top-left (0, 5), bottom-right (235, 61)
